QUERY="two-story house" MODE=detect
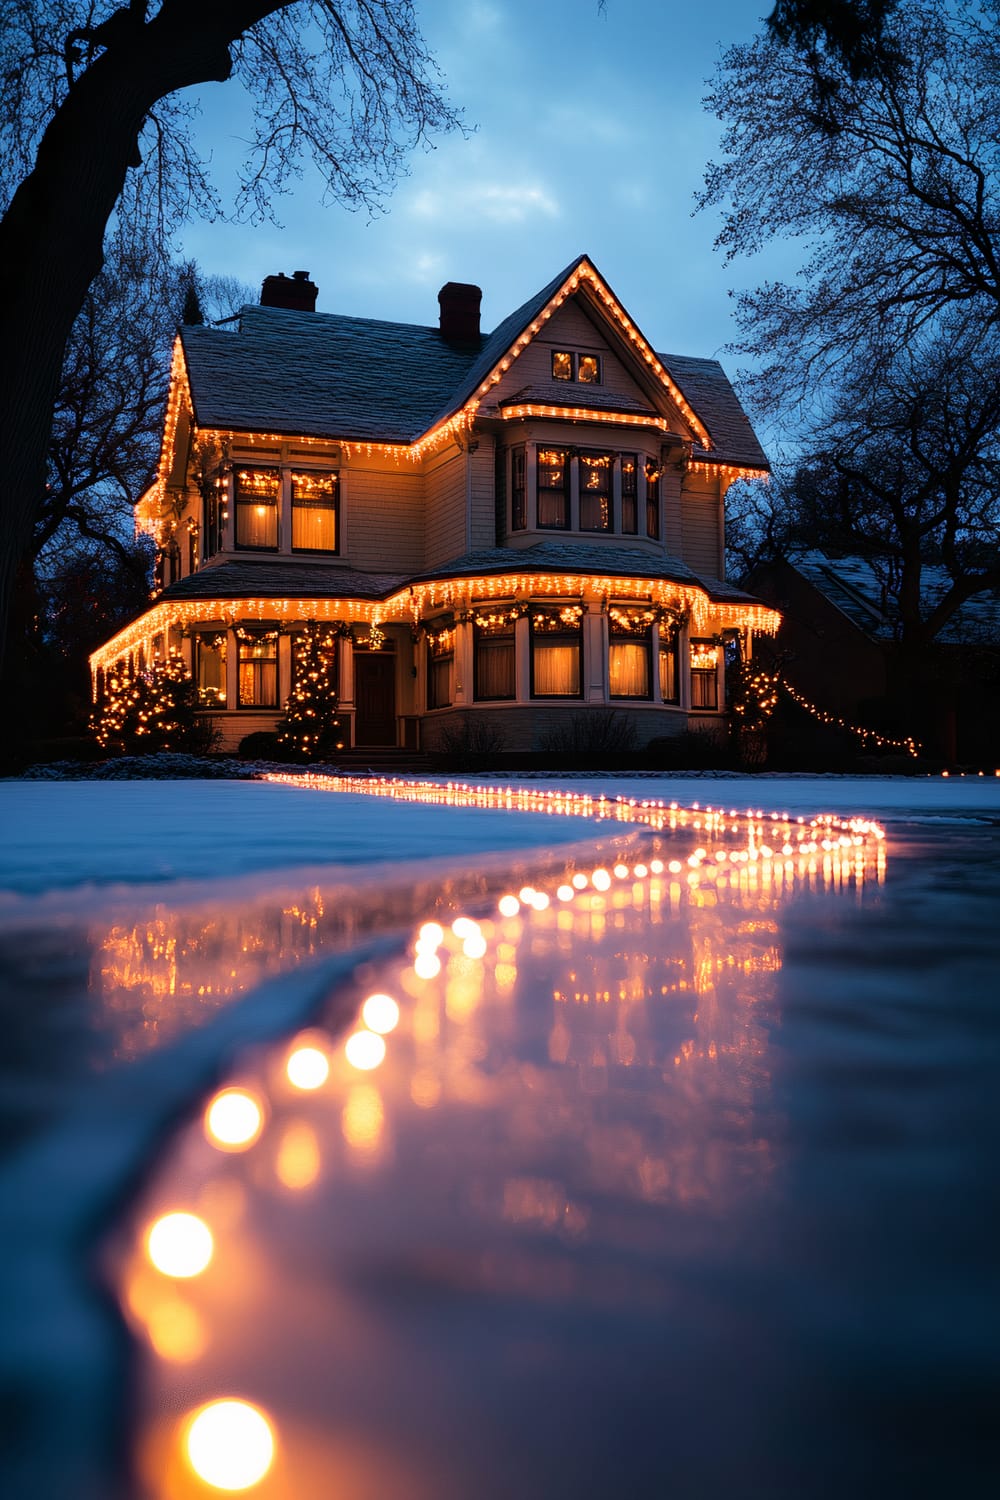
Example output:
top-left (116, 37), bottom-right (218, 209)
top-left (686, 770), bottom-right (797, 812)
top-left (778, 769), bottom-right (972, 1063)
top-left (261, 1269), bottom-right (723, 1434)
top-left (90, 255), bottom-right (778, 753)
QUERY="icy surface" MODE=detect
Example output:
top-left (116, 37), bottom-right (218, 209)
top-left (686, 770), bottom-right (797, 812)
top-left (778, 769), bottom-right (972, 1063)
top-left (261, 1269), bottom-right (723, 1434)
top-left (1, 774), bottom-right (997, 896)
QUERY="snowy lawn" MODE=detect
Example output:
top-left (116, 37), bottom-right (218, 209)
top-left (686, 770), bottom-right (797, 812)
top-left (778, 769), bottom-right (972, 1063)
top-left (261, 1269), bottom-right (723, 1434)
top-left (1, 773), bottom-right (997, 897)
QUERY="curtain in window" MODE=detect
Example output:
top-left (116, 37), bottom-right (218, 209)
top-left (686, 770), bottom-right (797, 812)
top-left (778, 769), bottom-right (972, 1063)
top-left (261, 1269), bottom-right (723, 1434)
top-left (691, 670), bottom-right (718, 709)
top-left (658, 640), bottom-right (678, 702)
top-left (428, 654), bottom-right (452, 708)
top-left (196, 635), bottom-right (227, 707)
top-left (609, 641), bottom-right (650, 697)
top-left (238, 636), bottom-right (278, 706)
top-left (579, 454), bottom-right (611, 531)
top-left (538, 449), bottom-right (568, 528)
top-left (236, 500), bottom-right (278, 548)
top-left (475, 637), bottom-right (515, 699)
top-left (291, 473), bottom-right (337, 551)
top-left (534, 642), bottom-right (580, 696)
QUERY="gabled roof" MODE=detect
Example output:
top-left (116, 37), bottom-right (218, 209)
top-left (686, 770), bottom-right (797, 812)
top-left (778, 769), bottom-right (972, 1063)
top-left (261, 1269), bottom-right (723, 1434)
top-left (791, 551), bottom-right (1000, 644)
top-left (177, 255), bottom-right (768, 469)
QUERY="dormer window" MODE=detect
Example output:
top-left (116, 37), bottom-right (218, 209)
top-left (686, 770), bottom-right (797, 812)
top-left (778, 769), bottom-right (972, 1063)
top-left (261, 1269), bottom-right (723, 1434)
top-left (551, 350), bottom-right (602, 384)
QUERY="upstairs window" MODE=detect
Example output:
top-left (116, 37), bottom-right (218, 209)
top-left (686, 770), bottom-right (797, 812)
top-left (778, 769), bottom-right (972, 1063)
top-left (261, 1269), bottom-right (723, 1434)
top-left (645, 461), bottom-right (661, 539)
top-left (291, 472), bottom-right (338, 552)
top-left (235, 467), bottom-right (279, 550)
top-left (579, 453), bottom-right (612, 532)
top-left (511, 447), bottom-right (526, 531)
top-left (621, 454), bottom-right (638, 534)
top-left (551, 351), bottom-right (602, 384)
top-left (531, 605), bottom-right (583, 698)
top-left (537, 448), bottom-right (569, 529)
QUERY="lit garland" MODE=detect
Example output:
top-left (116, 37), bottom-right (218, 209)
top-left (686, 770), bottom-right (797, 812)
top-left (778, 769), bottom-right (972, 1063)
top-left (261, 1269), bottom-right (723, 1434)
top-left (532, 604), bottom-right (584, 631)
top-left (690, 643), bottom-right (720, 671)
top-left (275, 622), bottom-right (345, 760)
top-left (781, 681), bottom-right (921, 757)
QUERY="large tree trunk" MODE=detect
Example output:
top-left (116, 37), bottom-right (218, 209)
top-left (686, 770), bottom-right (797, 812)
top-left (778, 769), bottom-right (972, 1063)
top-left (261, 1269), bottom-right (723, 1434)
top-left (0, 1), bottom-right (281, 669)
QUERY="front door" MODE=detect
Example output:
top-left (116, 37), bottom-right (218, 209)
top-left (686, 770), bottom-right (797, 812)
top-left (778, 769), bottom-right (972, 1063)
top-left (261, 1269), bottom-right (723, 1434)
top-left (354, 651), bottom-right (397, 746)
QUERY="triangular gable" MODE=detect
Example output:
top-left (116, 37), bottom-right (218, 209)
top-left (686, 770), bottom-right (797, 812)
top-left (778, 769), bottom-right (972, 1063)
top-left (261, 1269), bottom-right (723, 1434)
top-left (425, 254), bottom-right (713, 451)
top-left (136, 335), bottom-right (195, 538)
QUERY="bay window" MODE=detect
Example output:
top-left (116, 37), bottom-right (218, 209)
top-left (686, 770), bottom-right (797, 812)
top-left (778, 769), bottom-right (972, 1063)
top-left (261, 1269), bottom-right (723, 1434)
top-left (531, 605), bottom-right (582, 697)
top-left (658, 631), bottom-right (679, 704)
top-left (537, 448), bottom-right (569, 529)
top-left (237, 629), bottom-right (279, 707)
top-left (195, 631), bottom-right (227, 708)
top-left (511, 446), bottom-right (526, 531)
top-left (690, 640), bottom-right (720, 709)
top-left (645, 461), bottom-right (660, 539)
top-left (579, 453), bottom-right (611, 532)
top-left (235, 467), bottom-right (279, 550)
top-left (426, 621), bottom-right (454, 709)
top-left (609, 607), bottom-right (653, 699)
top-left (291, 471), bottom-right (338, 552)
top-left (474, 612), bottom-right (516, 700)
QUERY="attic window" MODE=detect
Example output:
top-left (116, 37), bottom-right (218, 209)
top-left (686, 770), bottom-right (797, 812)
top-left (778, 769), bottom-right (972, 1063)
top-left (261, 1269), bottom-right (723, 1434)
top-left (551, 350), bottom-right (601, 384)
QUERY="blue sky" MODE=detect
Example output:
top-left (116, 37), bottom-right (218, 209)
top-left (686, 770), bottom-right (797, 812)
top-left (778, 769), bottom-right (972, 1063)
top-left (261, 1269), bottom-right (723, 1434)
top-left (180, 2), bottom-right (789, 383)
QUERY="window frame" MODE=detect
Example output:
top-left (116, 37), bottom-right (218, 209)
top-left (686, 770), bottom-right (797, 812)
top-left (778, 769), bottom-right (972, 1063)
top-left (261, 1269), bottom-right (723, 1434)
top-left (234, 466), bottom-right (280, 552)
top-left (537, 447), bottom-right (570, 530)
top-left (620, 454), bottom-right (638, 534)
top-left (236, 628), bottom-right (280, 708)
top-left (658, 629), bottom-right (680, 705)
top-left (645, 461), bottom-right (661, 540)
top-left (577, 353), bottom-right (602, 385)
top-left (473, 613), bottom-right (517, 702)
top-left (511, 446), bottom-right (527, 532)
top-left (608, 607), bottom-right (654, 701)
top-left (290, 470), bottom-right (339, 554)
top-left (578, 451), bottom-right (613, 533)
top-left (529, 605), bottom-right (583, 700)
top-left (551, 350), bottom-right (574, 381)
top-left (426, 620), bottom-right (455, 710)
top-left (194, 630), bottom-right (227, 709)
top-left (689, 638), bottom-right (720, 710)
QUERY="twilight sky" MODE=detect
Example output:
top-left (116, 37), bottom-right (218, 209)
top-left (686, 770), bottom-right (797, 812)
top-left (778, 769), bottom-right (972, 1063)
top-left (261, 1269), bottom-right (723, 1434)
top-left (180, 2), bottom-right (793, 395)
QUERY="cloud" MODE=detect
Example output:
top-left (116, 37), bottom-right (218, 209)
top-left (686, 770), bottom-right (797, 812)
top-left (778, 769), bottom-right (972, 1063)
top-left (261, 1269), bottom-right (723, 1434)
top-left (409, 180), bottom-right (560, 225)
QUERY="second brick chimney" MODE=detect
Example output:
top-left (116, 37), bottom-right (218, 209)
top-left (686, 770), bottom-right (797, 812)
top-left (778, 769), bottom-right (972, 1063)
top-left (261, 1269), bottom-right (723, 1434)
top-left (260, 270), bottom-right (319, 312)
top-left (438, 282), bottom-right (482, 346)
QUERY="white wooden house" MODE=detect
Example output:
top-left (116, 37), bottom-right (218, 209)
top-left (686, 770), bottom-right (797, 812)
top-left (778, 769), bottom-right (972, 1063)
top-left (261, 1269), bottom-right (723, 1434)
top-left (90, 255), bottom-right (779, 752)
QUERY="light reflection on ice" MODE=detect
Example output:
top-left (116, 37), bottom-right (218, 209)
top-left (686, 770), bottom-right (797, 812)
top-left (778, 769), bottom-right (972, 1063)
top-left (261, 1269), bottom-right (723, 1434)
top-left (109, 792), bottom-right (887, 1499)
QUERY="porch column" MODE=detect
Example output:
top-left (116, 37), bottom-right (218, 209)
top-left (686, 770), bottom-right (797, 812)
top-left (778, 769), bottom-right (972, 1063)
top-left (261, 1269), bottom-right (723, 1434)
top-left (584, 598), bottom-right (606, 703)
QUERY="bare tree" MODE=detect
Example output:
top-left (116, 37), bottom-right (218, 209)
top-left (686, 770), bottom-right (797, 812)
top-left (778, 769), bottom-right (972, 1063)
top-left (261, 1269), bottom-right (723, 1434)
top-left (700, 0), bottom-right (1000, 423)
top-left (0, 1), bottom-right (460, 666)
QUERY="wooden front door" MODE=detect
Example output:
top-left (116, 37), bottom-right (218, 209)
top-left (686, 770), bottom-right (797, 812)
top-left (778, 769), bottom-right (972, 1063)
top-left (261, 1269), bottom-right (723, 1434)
top-left (354, 651), bottom-right (397, 745)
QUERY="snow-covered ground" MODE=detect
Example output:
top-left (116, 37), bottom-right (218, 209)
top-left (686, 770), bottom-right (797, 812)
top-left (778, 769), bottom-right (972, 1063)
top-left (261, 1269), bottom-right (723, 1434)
top-left (1, 773), bottom-right (996, 896)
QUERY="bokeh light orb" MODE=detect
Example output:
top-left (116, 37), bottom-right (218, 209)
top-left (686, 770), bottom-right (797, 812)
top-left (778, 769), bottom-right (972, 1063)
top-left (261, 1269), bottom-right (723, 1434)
top-left (286, 1045), bottom-right (329, 1091)
top-left (497, 894), bottom-right (520, 917)
top-left (205, 1089), bottom-right (263, 1151)
top-left (413, 951), bottom-right (441, 979)
top-left (345, 1030), bottom-right (386, 1071)
top-left (418, 921), bottom-right (444, 947)
top-left (185, 1399), bottom-right (275, 1490)
top-left (146, 1212), bottom-right (213, 1279)
top-left (361, 993), bottom-right (400, 1034)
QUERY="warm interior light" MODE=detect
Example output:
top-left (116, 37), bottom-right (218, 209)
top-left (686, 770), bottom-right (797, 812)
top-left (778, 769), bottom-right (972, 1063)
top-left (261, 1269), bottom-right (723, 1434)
top-left (146, 1212), bottom-right (213, 1278)
top-left (205, 1088), bottom-right (263, 1150)
top-left (185, 1399), bottom-right (275, 1491)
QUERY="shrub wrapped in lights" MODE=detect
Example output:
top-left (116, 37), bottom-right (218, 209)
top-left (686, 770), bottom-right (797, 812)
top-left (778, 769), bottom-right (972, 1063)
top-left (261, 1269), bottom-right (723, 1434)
top-left (91, 649), bottom-right (213, 756)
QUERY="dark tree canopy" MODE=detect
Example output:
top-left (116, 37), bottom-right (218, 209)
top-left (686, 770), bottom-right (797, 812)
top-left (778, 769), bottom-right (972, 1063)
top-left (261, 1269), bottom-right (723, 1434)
top-left (0, 1), bottom-right (460, 667)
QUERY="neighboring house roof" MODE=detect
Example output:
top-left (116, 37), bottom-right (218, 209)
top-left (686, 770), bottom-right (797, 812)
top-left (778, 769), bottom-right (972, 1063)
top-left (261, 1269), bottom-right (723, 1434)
top-left (790, 551), bottom-right (1000, 645)
top-left (157, 543), bottom-right (758, 610)
top-left (178, 255), bottom-right (767, 469)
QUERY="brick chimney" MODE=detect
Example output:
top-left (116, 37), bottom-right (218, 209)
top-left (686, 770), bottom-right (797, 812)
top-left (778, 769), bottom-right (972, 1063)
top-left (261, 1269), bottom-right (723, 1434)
top-left (260, 270), bottom-right (318, 312)
top-left (438, 282), bottom-right (482, 346)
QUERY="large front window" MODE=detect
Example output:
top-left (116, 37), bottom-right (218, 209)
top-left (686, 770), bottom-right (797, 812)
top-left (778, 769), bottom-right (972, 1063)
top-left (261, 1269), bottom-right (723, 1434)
top-left (291, 471), bottom-right (338, 552)
top-left (609, 607), bottom-right (653, 699)
top-left (237, 629), bottom-right (279, 707)
top-left (531, 605), bottom-right (582, 697)
top-left (579, 453), bottom-right (611, 532)
top-left (235, 467), bottom-right (279, 550)
top-left (474, 612), bottom-right (516, 700)
top-left (537, 448), bottom-right (569, 529)
top-left (690, 640), bottom-right (720, 709)
top-left (195, 631), bottom-right (226, 708)
top-left (659, 631), bottom-right (679, 704)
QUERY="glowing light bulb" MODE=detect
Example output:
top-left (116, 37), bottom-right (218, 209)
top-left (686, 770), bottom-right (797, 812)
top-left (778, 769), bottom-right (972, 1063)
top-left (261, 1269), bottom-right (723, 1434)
top-left (591, 869), bottom-right (612, 892)
top-left (414, 951), bottom-right (441, 979)
top-left (146, 1212), bottom-right (213, 1279)
top-left (556, 884), bottom-right (574, 901)
top-left (498, 894), bottom-right (520, 917)
top-left (571, 872), bottom-right (589, 890)
top-left (451, 916), bottom-right (479, 939)
top-left (286, 1045), bottom-right (329, 1091)
top-left (345, 1031), bottom-right (386, 1071)
top-left (204, 1088), bottom-right (263, 1151)
top-left (418, 921), bottom-right (444, 947)
top-left (361, 993), bottom-right (400, 1034)
top-left (185, 1399), bottom-right (275, 1491)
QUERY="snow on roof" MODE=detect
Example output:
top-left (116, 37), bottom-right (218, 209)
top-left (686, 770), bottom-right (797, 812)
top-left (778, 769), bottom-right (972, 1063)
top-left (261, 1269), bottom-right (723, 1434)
top-left (793, 552), bottom-right (1000, 644)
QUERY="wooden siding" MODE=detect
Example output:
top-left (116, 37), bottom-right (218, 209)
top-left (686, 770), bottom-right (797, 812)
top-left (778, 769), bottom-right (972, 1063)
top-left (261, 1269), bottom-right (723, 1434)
top-left (424, 446), bottom-right (468, 567)
top-left (469, 435), bottom-right (496, 550)
top-left (680, 474), bottom-right (722, 577)
top-left (343, 458), bottom-right (424, 572)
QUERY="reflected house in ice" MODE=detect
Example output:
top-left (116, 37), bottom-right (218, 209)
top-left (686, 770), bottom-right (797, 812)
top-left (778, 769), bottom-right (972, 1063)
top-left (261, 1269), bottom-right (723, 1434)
top-left (90, 256), bottom-right (777, 752)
